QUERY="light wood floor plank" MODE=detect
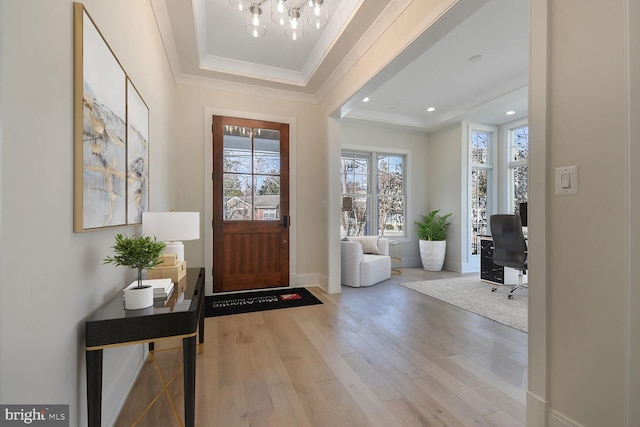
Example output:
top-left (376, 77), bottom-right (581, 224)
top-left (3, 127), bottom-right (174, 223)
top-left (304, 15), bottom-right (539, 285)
top-left (115, 268), bottom-right (528, 426)
top-left (297, 318), bottom-right (404, 427)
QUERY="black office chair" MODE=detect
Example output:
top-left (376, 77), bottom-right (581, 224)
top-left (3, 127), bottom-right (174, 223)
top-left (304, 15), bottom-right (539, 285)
top-left (490, 214), bottom-right (527, 299)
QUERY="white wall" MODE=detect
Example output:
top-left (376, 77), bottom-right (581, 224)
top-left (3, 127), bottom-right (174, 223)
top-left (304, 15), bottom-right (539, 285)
top-left (173, 83), bottom-right (329, 293)
top-left (340, 118), bottom-right (429, 267)
top-left (427, 124), bottom-right (467, 272)
top-left (532, 0), bottom-right (636, 425)
top-left (0, 1), bottom-right (176, 426)
top-left (629, 0), bottom-right (640, 423)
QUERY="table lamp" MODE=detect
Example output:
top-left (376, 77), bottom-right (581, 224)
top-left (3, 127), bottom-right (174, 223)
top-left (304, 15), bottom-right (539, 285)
top-left (142, 212), bottom-right (200, 262)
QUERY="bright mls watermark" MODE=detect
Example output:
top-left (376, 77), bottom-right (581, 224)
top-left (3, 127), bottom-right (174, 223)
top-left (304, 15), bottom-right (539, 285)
top-left (0, 405), bottom-right (68, 426)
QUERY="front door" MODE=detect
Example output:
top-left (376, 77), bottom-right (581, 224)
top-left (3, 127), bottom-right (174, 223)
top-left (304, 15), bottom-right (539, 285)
top-left (212, 116), bottom-right (290, 292)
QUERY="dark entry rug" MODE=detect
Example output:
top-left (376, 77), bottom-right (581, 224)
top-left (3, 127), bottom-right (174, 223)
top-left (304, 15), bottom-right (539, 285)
top-left (205, 287), bottom-right (323, 317)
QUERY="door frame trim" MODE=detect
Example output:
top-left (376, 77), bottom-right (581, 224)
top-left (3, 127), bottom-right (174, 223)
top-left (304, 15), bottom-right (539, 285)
top-left (204, 107), bottom-right (297, 296)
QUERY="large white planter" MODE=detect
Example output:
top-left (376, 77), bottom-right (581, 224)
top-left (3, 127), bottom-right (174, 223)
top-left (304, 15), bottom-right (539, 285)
top-left (419, 240), bottom-right (447, 271)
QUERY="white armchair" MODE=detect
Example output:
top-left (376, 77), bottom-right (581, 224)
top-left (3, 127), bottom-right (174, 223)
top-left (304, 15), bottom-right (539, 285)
top-left (341, 236), bottom-right (392, 287)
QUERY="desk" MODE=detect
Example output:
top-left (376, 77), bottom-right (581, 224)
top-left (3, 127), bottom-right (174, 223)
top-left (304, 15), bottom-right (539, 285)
top-left (479, 236), bottom-right (528, 286)
top-left (85, 268), bottom-right (205, 427)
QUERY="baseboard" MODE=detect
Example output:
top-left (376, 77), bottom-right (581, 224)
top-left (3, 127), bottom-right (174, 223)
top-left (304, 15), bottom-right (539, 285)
top-left (527, 390), bottom-right (586, 427)
top-left (527, 391), bottom-right (547, 427)
top-left (548, 410), bottom-right (585, 427)
top-left (205, 276), bottom-right (214, 296)
top-left (204, 273), bottom-right (328, 296)
top-left (292, 273), bottom-right (328, 292)
top-left (443, 260), bottom-right (480, 273)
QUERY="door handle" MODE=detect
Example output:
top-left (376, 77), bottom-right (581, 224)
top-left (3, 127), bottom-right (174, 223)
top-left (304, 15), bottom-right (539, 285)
top-left (282, 215), bottom-right (289, 228)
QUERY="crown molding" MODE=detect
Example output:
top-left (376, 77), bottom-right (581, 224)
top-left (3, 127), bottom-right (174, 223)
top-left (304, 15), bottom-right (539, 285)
top-left (175, 73), bottom-right (319, 104)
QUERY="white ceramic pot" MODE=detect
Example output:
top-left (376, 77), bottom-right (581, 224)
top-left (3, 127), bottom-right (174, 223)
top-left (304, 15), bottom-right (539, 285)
top-left (419, 240), bottom-right (447, 271)
top-left (124, 285), bottom-right (154, 310)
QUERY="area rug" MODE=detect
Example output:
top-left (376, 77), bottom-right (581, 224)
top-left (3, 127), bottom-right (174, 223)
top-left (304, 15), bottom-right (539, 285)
top-left (399, 277), bottom-right (528, 332)
top-left (205, 287), bottom-right (322, 318)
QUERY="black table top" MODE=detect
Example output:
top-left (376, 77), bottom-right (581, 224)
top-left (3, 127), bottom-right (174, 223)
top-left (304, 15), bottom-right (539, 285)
top-left (85, 268), bottom-right (204, 349)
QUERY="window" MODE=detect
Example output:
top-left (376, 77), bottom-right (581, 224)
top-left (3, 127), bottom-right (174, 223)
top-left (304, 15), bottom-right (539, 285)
top-left (377, 154), bottom-right (405, 236)
top-left (509, 125), bottom-right (528, 214)
top-left (341, 151), bottom-right (406, 237)
top-left (222, 125), bottom-right (281, 221)
top-left (470, 129), bottom-right (493, 255)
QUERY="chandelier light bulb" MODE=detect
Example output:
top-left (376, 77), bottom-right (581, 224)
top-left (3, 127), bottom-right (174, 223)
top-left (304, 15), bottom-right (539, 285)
top-left (271, 0), bottom-right (289, 26)
top-left (307, 0), bottom-right (328, 29)
top-left (236, 0), bottom-right (330, 39)
top-left (230, 0), bottom-right (251, 12)
top-left (285, 7), bottom-right (304, 40)
top-left (246, 3), bottom-right (266, 37)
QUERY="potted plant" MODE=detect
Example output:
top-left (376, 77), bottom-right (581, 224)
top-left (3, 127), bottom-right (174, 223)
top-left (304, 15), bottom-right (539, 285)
top-left (104, 234), bottom-right (166, 309)
top-left (415, 209), bottom-right (452, 271)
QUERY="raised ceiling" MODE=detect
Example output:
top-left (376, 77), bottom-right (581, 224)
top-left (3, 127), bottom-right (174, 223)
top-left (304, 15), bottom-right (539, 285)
top-left (151, 0), bottom-right (529, 130)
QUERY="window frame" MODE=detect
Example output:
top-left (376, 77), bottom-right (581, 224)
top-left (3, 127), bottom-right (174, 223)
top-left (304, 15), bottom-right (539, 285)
top-left (506, 121), bottom-right (529, 214)
top-left (468, 123), bottom-right (497, 259)
top-left (340, 149), bottom-right (408, 238)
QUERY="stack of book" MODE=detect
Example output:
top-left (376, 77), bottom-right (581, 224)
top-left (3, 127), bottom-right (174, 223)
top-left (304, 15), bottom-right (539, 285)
top-left (148, 278), bottom-right (174, 301)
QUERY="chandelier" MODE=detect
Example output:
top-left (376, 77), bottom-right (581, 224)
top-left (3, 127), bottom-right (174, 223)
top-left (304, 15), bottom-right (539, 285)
top-left (229, 0), bottom-right (329, 40)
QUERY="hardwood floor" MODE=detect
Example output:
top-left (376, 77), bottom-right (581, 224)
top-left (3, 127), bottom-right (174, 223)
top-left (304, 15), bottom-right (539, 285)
top-left (115, 268), bottom-right (527, 427)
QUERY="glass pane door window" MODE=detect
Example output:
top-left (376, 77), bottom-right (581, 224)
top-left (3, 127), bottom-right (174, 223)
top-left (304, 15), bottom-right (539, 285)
top-left (223, 126), bottom-right (281, 221)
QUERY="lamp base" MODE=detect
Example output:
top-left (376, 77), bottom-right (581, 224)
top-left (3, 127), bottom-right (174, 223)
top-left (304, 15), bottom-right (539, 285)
top-left (162, 241), bottom-right (184, 262)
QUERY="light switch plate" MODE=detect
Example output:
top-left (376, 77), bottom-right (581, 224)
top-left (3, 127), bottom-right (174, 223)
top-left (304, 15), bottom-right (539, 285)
top-left (555, 165), bottom-right (578, 195)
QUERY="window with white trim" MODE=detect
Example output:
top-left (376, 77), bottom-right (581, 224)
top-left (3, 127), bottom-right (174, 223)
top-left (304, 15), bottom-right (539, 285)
top-left (509, 124), bottom-right (528, 214)
top-left (340, 151), bottom-right (406, 237)
top-left (470, 129), bottom-right (494, 255)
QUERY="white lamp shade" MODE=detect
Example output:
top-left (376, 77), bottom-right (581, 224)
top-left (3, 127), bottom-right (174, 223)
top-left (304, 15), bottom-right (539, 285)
top-left (142, 212), bottom-right (200, 242)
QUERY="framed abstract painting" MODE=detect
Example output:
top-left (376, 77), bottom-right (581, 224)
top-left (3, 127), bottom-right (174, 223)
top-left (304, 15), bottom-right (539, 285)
top-left (73, 3), bottom-right (149, 231)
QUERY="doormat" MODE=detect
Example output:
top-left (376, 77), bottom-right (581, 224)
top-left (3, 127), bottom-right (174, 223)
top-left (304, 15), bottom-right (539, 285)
top-left (205, 287), bottom-right (322, 317)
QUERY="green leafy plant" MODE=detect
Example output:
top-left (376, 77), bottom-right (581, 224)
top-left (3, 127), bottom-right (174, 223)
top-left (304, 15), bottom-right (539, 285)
top-left (415, 209), bottom-right (452, 241)
top-left (104, 234), bottom-right (166, 288)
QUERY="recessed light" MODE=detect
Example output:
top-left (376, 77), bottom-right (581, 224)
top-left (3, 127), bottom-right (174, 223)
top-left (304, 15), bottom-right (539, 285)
top-left (427, 107), bottom-right (436, 112)
top-left (362, 97), bottom-right (370, 103)
top-left (506, 110), bottom-right (516, 115)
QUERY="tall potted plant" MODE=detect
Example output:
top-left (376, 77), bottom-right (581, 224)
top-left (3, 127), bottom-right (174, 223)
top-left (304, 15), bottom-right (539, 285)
top-left (415, 209), bottom-right (452, 271)
top-left (104, 234), bottom-right (166, 309)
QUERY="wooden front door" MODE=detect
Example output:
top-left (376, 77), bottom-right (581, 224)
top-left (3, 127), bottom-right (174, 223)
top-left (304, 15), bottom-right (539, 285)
top-left (212, 116), bottom-right (290, 292)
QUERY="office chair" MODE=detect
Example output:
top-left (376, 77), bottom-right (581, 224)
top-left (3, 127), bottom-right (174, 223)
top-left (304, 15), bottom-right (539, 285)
top-left (489, 214), bottom-right (528, 299)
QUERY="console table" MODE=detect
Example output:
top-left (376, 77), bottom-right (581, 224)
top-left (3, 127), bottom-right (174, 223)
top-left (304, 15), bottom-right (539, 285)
top-left (85, 267), bottom-right (205, 427)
